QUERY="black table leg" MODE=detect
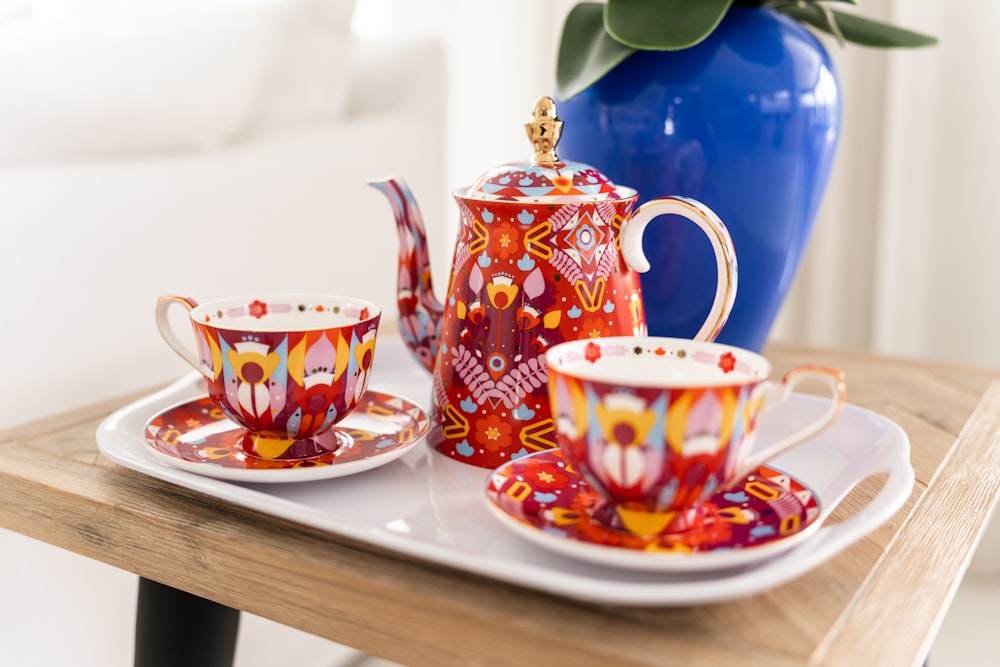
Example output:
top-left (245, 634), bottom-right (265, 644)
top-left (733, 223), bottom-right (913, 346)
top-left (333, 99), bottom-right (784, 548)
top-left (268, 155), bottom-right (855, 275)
top-left (134, 577), bottom-right (240, 667)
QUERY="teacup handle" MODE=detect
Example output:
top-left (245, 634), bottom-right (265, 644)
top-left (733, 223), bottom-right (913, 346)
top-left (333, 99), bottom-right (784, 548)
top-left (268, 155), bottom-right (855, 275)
top-left (620, 196), bottom-right (738, 342)
top-left (155, 295), bottom-right (201, 371)
top-left (734, 365), bottom-right (848, 481)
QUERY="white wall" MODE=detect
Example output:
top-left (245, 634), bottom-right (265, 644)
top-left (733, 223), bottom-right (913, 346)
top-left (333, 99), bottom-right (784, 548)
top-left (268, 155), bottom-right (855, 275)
top-left (354, 0), bottom-right (576, 245)
top-left (773, 0), bottom-right (1000, 371)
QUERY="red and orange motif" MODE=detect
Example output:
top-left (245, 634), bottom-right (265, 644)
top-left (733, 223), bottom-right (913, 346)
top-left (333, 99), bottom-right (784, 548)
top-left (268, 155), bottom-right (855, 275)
top-left (372, 170), bottom-right (648, 468)
top-left (368, 97), bottom-right (737, 469)
top-left (487, 449), bottom-right (820, 551)
top-left (159, 295), bottom-right (381, 462)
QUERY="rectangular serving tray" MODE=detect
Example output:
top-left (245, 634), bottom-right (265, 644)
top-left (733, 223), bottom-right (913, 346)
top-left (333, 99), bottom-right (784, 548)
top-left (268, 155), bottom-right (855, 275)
top-left (96, 337), bottom-right (913, 607)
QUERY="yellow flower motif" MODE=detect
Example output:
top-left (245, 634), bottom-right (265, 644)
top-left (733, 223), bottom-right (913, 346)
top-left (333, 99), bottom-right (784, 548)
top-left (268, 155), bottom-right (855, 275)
top-left (227, 341), bottom-right (280, 385)
top-left (595, 394), bottom-right (656, 447)
top-left (486, 274), bottom-right (519, 310)
top-left (666, 388), bottom-right (738, 455)
top-left (355, 330), bottom-right (377, 371)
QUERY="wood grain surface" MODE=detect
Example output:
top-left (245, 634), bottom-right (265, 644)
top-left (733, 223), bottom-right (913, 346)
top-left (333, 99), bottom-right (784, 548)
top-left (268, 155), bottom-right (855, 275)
top-left (1, 343), bottom-right (998, 667)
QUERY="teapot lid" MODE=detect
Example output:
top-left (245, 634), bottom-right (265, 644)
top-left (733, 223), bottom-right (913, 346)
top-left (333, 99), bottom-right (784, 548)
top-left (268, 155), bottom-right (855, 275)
top-left (466, 96), bottom-right (621, 202)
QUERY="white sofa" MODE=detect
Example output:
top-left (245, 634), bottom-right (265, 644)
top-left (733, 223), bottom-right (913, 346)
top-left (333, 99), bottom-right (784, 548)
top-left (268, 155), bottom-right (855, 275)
top-left (0, 2), bottom-right (446, 665)
top-left (0, 0), bottom-right (447, 428)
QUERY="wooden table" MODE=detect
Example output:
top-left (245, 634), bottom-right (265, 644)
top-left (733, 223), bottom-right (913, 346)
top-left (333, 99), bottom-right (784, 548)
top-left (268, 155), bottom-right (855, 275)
top-left (2, 343), bottom-right (999, 667)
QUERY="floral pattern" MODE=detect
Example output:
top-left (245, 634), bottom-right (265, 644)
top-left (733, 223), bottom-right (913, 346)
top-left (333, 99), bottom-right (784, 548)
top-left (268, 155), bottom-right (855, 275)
top-left (145, 391), bottom-right (429, 472)
top-left (427, 191), bottom-right (645, 468)
top-left (491, 222), bottom-right (521, 259)
top-left (248, 299), bottom-right (268, 319)
top-left (374, 175), bottom-right (647, 469)
top-left (475, 414), bottom-right (513, 452)
top-left (581, 316), bottom-right (612, 339)
top-left (719, 351), bottom-right (737, 373)
top-left (521, 457), bottom-right (572, 489)
top-left (188, 303), bottom-right (381, 459)
top-left (547, 340), bottom-right (765, 513)
top-left (487, 450), bottom-right (820, 549)
top-left (485, 273), bottom-right (519, 310)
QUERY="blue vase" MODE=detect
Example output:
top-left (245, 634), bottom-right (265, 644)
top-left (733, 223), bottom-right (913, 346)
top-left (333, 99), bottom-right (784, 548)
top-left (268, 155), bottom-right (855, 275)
top-left (558, 8), bottom-right (841, 351)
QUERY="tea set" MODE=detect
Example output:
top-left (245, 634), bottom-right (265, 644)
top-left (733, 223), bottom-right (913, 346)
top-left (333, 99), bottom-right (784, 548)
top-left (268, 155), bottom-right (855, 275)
top-left (147, 97), bottom-right (854, 573)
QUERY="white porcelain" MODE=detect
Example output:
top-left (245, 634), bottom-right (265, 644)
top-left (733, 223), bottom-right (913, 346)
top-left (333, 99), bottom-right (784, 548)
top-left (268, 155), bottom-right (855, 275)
top-left (96, 337), bottom-right (914, 607)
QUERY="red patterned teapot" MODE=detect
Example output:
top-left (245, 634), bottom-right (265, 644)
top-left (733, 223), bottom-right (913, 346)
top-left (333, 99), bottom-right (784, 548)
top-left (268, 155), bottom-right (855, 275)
top-left (370, 97), bottom-right (737, 468)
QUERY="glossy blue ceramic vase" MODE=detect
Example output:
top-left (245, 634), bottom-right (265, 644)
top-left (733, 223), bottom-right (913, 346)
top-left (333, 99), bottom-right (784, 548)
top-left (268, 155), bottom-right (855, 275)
top-left (558, 8), bottom-right (841, 351)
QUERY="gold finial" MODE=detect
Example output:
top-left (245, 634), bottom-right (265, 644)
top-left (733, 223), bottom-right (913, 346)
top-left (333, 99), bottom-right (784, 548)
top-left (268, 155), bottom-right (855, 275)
top-left (525, 96), bottom-right (562, 163)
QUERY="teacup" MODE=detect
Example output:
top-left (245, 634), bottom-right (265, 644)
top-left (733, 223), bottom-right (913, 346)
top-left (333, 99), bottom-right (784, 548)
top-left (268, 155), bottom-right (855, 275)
top-left (156, 294), bottom-right (381, 460)
top-left (545, 336), bottom-right (846, 537)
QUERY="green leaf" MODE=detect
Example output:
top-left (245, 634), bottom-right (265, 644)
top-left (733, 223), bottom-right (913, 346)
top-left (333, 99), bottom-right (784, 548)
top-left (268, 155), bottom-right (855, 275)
top-left (777, 4), bottom-right (938, 48)
top-left (605, 0), bottom-right (734, 50)
top-left (556, 3), bottom-right (636, 101)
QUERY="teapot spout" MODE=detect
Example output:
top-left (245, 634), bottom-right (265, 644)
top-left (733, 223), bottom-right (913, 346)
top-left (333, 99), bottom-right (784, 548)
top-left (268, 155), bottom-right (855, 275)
top-left (367, 177), bottom-right (444, 373)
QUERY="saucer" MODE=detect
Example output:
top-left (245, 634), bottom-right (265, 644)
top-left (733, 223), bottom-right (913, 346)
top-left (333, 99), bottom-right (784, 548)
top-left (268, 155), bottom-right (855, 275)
top-left (485, 449), bottom-right (822, 572)
top-left (144, 390), bottom-right (430, 483)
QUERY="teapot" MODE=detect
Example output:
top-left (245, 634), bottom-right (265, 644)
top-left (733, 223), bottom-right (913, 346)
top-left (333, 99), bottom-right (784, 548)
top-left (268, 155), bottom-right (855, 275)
top-left (370, 97), bottom-right (737, 469)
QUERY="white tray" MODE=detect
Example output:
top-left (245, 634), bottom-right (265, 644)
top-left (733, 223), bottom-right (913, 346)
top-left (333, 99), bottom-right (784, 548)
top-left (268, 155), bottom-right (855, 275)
top-left (96, 338), bottom-right (914, 607)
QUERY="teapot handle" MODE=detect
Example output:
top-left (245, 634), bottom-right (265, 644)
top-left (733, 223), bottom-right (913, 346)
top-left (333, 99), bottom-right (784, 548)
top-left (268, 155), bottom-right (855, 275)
top-left (620, 196), bottom-right (738, 342)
